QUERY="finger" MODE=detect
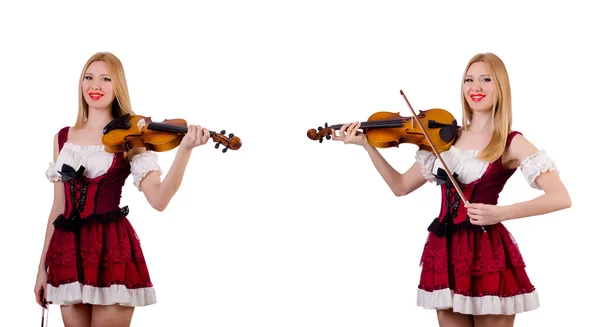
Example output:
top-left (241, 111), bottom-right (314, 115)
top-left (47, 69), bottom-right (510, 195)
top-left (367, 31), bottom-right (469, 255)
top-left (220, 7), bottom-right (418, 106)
top-left (467, 208), bottom-right (481, 216)
top-left (330, 128), bottom-right (340, 140)
top-left (469, 214), bottom-right (484, 224)
top-left (340, 123), bottom-right (350, 133)
top-left (35, 288), bottom-right (42, 306)
top-left (338, 124), bottom-right (351, 143)
top-left (332, 126), bottom-right (344, 140)
top-left (190, 125), bottom-right (199, 142)
top-left (195, 125), bottom-right (203, 142)
top-left (186, 125), bottom-right (194, 140)
top-left (201, 128), bottom-right (210, 144)
top-left (349, 121), bottom-right (360, 137)
top-left (43, 285), bottom-right (47, 307)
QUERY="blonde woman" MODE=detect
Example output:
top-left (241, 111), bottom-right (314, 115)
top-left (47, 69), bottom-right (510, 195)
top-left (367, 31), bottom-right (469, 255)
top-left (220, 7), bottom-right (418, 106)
top-left (331, 52), bottom-right (571, 326)
top-left (34, 52), bottom-right (209, 326)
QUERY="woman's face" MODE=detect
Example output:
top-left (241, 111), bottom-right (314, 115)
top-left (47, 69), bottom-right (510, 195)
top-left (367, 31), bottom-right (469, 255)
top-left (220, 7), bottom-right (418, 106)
top-left (81, 60), bottom-right (114, 110)
top-left (463, 61), bottom-right (495, 113)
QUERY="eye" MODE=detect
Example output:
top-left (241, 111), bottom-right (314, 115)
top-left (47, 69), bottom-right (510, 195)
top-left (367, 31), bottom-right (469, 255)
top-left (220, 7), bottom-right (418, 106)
top-left (483, 77), bottom-right (492, 82)
top-left (102, 77), bottom-right (111, 82)
top-left (464, 78), bottom-right (473, 83)
top-left (84, 76), bottom-right (92, 80)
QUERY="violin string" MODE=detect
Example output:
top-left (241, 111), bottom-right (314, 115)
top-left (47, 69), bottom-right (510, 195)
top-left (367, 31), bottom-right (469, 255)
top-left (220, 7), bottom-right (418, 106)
top-left (330, 118), bottom-right (410, 130)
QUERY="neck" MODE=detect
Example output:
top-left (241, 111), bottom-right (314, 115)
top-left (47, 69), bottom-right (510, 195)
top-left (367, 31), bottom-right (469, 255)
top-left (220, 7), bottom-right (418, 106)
top-left (84, 106), bottom-right (113, 130)
top-left (467, 110), bottom-right (493, 134)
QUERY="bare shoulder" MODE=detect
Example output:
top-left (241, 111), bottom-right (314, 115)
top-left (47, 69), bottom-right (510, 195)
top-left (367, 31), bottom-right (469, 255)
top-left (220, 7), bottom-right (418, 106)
top-left (504, 133), bottom-right (539, 169)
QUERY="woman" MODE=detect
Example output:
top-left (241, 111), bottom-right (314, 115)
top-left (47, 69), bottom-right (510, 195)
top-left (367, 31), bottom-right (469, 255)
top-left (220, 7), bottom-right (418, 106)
top-left (34, 52), bottom-right (210, 326)
top-left (330, 52), bottom-right (571, 326)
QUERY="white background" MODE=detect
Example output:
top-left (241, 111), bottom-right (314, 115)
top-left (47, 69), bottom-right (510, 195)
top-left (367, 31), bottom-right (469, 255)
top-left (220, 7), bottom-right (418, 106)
top-left (1, 0), bottom-right (597, 326)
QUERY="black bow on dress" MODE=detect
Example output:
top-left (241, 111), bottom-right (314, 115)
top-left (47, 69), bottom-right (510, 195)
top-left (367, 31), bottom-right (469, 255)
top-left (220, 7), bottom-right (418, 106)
top-left (59, 164), bottom-right (86, 182)
top-left (432, 167), bottom-right (458, 186)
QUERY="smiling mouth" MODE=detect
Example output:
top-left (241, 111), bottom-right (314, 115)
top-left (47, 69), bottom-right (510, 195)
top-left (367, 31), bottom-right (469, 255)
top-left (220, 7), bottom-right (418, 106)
top-left (89, 92), bottom-right (103, 100)
top-left (470, 94), bottom-right (485, 102)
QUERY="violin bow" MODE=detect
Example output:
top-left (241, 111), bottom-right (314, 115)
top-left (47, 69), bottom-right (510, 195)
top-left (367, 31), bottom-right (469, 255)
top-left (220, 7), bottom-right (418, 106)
top-left (399, 90), bottom-right (470, 206)
top-left (41, 302), bottom-right (49, 327)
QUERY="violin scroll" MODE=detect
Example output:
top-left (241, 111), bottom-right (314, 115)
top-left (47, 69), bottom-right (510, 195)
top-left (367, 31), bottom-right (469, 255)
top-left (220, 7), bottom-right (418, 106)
top-left (211, 130), bottom-right (242, 153)
top-left (307, 122), bottom-right (334, 143)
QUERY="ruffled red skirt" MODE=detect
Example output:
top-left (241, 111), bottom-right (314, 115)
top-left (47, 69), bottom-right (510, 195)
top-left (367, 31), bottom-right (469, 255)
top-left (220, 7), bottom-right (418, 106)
top-left (417, 221), bottom-right (539, 315)
top-left (44, 207), bottom-right (156, 306)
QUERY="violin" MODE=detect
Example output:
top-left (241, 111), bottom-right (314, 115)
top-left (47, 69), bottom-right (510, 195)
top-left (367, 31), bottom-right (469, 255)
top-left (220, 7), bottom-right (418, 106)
top-left (307, 108), bottom-right (458, 153)
top-left (307, 90), bottom-right (474, 208)
top-left (102, 113), bottom-right (242, 153)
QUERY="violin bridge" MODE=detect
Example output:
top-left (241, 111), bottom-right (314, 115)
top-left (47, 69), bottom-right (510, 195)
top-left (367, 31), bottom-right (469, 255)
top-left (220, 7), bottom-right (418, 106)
top-left (137, 118), bottom-right (147, 131)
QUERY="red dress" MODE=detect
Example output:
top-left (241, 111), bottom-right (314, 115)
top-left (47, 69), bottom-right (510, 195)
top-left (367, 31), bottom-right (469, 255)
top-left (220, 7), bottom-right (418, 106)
top-left (44, 126), bottom-right (156, 306)
top-left (415, 131), bottom-right (542, 315)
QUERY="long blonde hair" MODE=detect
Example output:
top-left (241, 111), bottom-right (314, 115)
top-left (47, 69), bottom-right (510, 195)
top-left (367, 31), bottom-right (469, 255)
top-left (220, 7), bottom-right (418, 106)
top-left (461, 52), bottom-right (513, 162)
top-left (75, 52), bottom-right (135, 127)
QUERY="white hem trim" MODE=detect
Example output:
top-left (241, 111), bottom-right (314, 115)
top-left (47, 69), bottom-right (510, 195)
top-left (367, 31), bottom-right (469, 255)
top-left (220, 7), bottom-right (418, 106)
top-left (417, 288), bottom-right (539, 315)
top-left (46, 281), bottom-right (156, 307)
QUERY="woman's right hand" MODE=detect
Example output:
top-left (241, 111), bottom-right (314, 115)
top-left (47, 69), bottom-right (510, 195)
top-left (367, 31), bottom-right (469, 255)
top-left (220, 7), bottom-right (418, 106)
top-left (331, 121), bottom-right (367, 147)
top-left (34, 267), bottom-right (48, 308)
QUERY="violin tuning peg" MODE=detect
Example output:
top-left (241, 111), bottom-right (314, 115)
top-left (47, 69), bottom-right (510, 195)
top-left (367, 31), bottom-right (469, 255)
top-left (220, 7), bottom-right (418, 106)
top-left (326, 135), bottom-right (331, 140)
top-left (222, 147), bottom-right (228, 153)
top-left (228, 133), bottom-right (234, 138)
top-left (317, 126), bottom-right (323, 131)
top-left (215, 142), bottom-right (221, 149)
top-left (319, 137), bottom-right (324, 143)
top-left (220, 130), bottom-right (226, 135)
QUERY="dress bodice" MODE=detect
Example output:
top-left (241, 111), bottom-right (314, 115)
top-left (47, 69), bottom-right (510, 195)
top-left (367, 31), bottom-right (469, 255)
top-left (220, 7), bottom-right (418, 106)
top-left (44, 126), bottom-right (161, 218)
top-left (415, 131), bottom-right (558, 225)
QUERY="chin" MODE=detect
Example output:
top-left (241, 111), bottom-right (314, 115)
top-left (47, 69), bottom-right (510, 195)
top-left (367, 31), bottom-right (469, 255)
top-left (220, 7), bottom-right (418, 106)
top-left (469, 102), bottom-right (494, 113)
top-left (86, 100), bottom-right (112, 110)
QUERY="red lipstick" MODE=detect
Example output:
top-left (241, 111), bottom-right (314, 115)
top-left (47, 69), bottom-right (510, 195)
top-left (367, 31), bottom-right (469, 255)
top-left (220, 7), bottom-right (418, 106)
top-left (470, 93), bottom-right (485, 102)
top-left (89, 92), bottom-right (103, 100)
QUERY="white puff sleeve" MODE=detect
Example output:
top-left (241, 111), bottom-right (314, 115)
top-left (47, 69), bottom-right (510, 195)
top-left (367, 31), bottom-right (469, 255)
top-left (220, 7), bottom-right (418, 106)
top-left (415, 150), bottom-right (437, 183)
top-left (131, 151), bottom-right (162, 191)
top-left (519, 149), bottom-right (558, 189)
top-left (45, 162), bottom-right (61, 182)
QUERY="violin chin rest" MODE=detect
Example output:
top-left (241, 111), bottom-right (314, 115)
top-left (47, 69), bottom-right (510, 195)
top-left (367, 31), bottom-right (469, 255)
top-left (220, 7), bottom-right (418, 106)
top-left (439, 125), bottom-right (456, 143)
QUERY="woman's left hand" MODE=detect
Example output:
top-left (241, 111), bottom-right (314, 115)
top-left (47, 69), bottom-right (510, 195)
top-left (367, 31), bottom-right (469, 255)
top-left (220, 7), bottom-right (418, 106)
top-left (180, 124), bottom-right (211, 151)
top-left (466, 203), bottom-right (507, 226)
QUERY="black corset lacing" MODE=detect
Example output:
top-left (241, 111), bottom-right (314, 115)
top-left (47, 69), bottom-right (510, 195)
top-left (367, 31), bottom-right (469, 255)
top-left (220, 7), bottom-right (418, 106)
top-left (427, 167), bottom-right (480, 238)
top-left (426, 167), bottom-right (480, 289)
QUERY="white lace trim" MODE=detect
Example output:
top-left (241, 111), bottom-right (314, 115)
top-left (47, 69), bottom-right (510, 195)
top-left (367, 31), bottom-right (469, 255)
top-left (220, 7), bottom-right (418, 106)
top-left (131, 151), bottom-right (162, 191)
top-left (519, 149), bottom-right (558, 189)
top-left (46, 281), bottom-right (156, 307)
top-left (415, 147), bottom-right (489, 185)
top-left (46, 142), bottom-right (114, 182)
top-left (417, 288), bottom-right (540, 315)
top-left (415, 150), bottom-right (437, 182)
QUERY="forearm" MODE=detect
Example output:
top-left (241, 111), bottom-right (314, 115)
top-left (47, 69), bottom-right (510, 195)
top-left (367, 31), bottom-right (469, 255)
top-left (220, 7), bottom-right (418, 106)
top-left (38, 211), bottom-right (59, 271)
top-left (151, 147), bottom-right (192, 209)
top-left (503, 191), bottom-right (571, 221)
top-left (363, 143), bottom-right (404, 195)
